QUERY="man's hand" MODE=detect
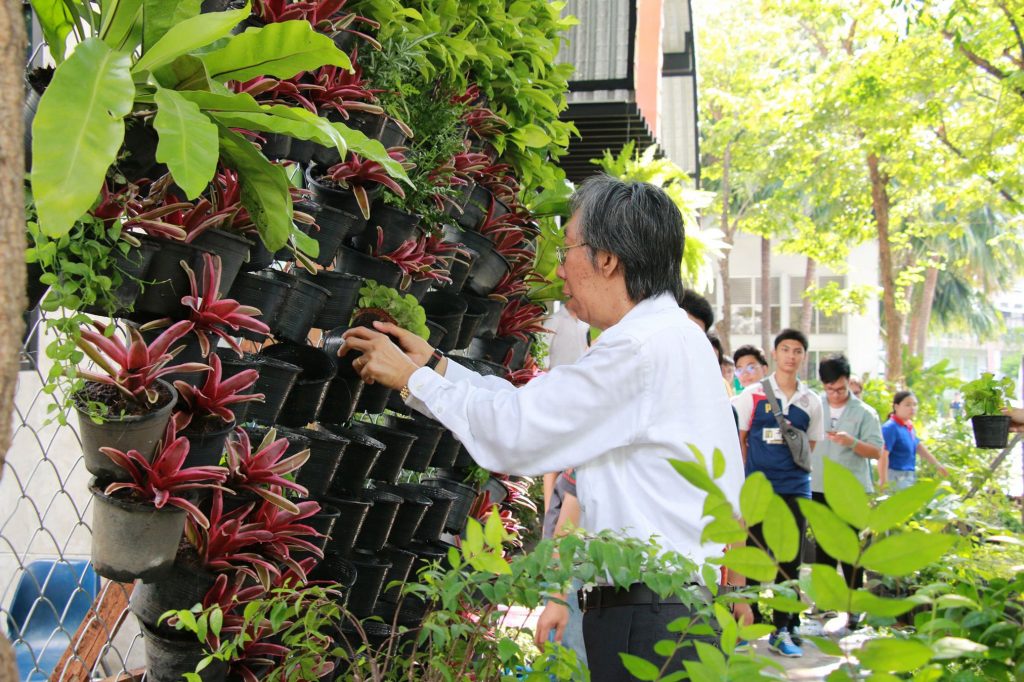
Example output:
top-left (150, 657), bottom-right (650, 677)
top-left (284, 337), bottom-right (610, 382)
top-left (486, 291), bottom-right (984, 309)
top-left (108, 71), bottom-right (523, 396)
top-left (1003, 407), bottom-right (1024, 433)
top-left (340, 326), bottom-right (421, 389)
top-left (826, 430), bottom-right (855, 447)
top-left (534, 600), bottom-right (570, 648)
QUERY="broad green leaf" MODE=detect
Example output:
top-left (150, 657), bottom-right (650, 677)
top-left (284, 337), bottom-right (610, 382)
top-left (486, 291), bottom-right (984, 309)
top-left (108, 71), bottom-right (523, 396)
top-left (859, 532), bottom-right (956, 577)
top-left (485, 507), bottom-right (505, 548)
top-left (31, 39), bottom-right (135, 237)
top-left (29, 0), bottom-right (76, 63)
top-left (153, 88), bottom-right (218, 198)
top-left (473, 552), bottom-right (511, 575)
top-left (497, 637), bottom-right (518, 663)
top-left (618, 654), bottom-right (660, 681)
top-left (209, 107), bottom-right (346, 151)
top-left (463, 518), bottom-right (484, 557)
top-left (808, 636), bottom-right (843, 656)
top-left (153, 55), bottom-right (211, 91)
top-left (823, 458), bottom-right (870, 529)
top-left (798, 498), bottom-right (860, 565)
top-left (721, 546), bottom-right (777, 582)
top-left (866, 480), bottom-right (940, 534)
top-left (200, 20), bottom-right (350, 83)
top-left (176, 90), bottom-right (264, 112)
top-left (217, 127), bottom-right (293, 250)
top-left (738, 623), bottom-right (774, 641)
top-left (142, 0), bottom-right (202, 52)
top-left (850, 590), bottom-right (916, 617)
top-left (763, 494), bottom-right (799, 562)
top-left (701, 516), bottom-right (747, 545)
top-left (669, 459), bottom-right (723, 499)
top-left (739, 472), bottom-right (773, 526)
top-left (712, 448), bottom-right (726, 479)
top-left (133, 3), bottom-right (250, 74)
top-left (763, 596), bottom-right (807, 613)
top-left (512, 123), bottom-right (551, 148)
top-left (99, 0), bottom-right (142, 53)
top-left (807, 563), bottom-right (850, 612)
top-left (929, 636), bottom-right (987, 660)
top-left (854, 638), bottom-right (932, 672)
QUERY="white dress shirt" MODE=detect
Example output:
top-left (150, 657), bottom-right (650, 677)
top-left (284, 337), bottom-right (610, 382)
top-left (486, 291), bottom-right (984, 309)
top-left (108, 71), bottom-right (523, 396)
top-left (405, 293), bottom-right (744, 565)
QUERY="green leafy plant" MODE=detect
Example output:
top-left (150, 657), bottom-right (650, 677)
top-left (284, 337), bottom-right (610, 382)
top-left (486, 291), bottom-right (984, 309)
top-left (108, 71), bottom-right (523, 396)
top-left (961, 372), bottom-right (1015, 418)
top-left (350, 279), bottom-right (429, 340)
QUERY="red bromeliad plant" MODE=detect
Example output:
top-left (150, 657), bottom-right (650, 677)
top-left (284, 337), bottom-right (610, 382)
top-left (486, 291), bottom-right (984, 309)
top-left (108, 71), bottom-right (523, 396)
top-left (100, 422), bottom-right (228, 528)
top-left (230, 74), bottom-right (320, 113)
top-left (507, 355), bottom-right (545, 388)
top-left (253, 0), bottom-right (380, 47)
top-left (76, 320), bottom-right (207, 405)
top-left (180, 253), bottom-right (270, 356)
top-left (187, 491), bottom-right (279, 586)
top-left (321, 148), bottom-right (413, 219)
top-left (174, 354), bottom-right (264, 427)
top-left (496, 299), bottom-right (549, 342)
top-left (463, 106), bottom-right (508, 140)
top-left (310, 60), bottom-right (383, 120)
top-left (371, 229), bottom-right (454, 288)
top-left (224, 428), bottom-right (310, 513)
top-left (249, 498), bottom-right (324, 580)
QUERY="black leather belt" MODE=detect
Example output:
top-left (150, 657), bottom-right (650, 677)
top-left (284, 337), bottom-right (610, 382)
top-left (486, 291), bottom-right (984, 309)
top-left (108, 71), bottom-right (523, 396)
top-left (577, 583), bottom-right (693, 613)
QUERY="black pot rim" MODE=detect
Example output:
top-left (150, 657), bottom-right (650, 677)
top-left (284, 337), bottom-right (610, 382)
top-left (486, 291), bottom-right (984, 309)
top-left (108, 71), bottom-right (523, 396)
top-left (360, 488), bottom-right (404, 505)
top-left (422, 477), bottom-right (477, 495)
top-left (74, 378), bottom-right (178, 423)
top-left (319, 494), bottom-right (372, 511)
top-left (321, 424), bottom-right (385, 450)
top-left (348, 420), bottom-right (418, 441)
top-left (269, 269), bottom-right (332, 298)
top-left (260, 343), bottom-right (338, 383)
top-left (291, 426), bottom-right (350, 446)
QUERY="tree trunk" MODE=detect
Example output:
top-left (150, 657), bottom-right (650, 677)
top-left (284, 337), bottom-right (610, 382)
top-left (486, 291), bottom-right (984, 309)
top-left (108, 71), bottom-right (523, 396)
top-left (868, 153), bottom-right (903, 381)
top-left (760, 235), bottom-right (771, 353)
top-left (716, 144), bottom-right (733, 353)
top-left (914, 266), bottom-right (939, 357)
top-left (800, 257), bottom-right (817, 337)
top-left (0, 0), bottom-right (26, 676)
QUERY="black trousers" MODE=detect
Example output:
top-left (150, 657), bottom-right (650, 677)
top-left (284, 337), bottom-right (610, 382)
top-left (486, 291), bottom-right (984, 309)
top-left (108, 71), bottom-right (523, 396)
top-left (748, 493), bottom-right (807, 631)
top-left (581, 601), bottom-right (716, 682)
top-left (810, 491), bottom-right (863, 595)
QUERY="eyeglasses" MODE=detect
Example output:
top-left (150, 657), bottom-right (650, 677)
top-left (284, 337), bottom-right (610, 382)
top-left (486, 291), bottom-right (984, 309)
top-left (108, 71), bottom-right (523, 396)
top-left (555, 241), bottom-right (588, 265)
top-left (823, 384), bottom-right (849, 396)
top-left (734, 365), bottom-right (761, 376)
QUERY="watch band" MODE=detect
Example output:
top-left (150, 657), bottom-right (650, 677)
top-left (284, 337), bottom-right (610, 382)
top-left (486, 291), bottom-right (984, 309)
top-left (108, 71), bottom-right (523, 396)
top-left (426, 348), bottom-right (444, 370)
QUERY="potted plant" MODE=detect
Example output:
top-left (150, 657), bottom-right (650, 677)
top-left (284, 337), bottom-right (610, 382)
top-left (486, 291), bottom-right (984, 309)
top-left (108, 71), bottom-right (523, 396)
top-left (180, 253), bottom-right (271, 357)
top-left (75, 320), bottom-right (209, 480)
top-left (962, 373), bottom-right (1015, 448)
top-left (223, 427), bottom-right (311, 514)
top-left (308, 148), bottom-right (413, 220)
top-left (348, 279), bottom-right (430, 339)
top-left (91, 423), bottom-right (228, 581)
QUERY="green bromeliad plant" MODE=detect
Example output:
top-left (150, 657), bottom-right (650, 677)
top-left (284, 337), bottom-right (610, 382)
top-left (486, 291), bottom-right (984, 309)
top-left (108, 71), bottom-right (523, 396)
top-left (350, 280), bottom-right (430, 340)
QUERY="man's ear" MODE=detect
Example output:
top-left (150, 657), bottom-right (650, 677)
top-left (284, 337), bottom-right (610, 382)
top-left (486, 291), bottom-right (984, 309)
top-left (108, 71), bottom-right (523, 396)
top-left (596, 250), bottom-right (619, 278)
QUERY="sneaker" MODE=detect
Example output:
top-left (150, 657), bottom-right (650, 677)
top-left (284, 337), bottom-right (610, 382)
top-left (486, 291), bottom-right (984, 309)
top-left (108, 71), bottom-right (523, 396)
top-left (768, 629), bottom-right (803, 658)
top-left (734, 639), bottom-right (751, 653)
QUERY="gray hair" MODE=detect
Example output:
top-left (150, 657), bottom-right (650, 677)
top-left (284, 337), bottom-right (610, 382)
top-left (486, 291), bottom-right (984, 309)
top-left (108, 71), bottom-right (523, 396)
top-left (569, 174), bottom-right (685, 302)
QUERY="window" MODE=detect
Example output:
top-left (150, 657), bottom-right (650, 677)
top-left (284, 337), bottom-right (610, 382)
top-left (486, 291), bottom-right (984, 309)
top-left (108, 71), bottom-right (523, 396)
top-left (728, 276), bottom-right (780, 335)
top-left (790, 275), bottom-right (847, 335)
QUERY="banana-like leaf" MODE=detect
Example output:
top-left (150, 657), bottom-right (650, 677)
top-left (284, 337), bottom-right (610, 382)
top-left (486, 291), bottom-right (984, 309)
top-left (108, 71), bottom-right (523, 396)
top-left (29, 0), bottom-right (77, 64)
top-left (153, 87), bottom-right (219, 199)
top-left (332, 122), bottom-right (412, 186)
top-left (142, 0), bottom-right (202, 52)
top-left (152, 55), bottom-right (211, 91)
top-left (99, 0), bottom-right (143, 52)
top-left (31, 38), bottom-right (135, 237)
top-left (133, 3), bottom-right (250, 74)
top-left (217, 127), bottom-right (293, 251)
top-left (200, 20), bottom-right (351, 83)
top-left (209, 107), bottom-right (345, 151)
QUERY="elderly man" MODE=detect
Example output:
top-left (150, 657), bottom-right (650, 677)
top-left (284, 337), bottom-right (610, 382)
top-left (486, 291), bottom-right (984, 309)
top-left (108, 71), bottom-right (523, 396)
top-left (341, 174), bottom-right (745, 680)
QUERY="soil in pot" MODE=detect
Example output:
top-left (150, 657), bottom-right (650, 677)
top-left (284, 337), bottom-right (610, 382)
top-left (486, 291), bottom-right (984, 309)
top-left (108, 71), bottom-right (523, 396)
top-left (442, 225), bottom-right (509, 297)
top-left (347, 421), bottom-right (417, 484)
top-left (220, 350), bottom-right (301, 425)
top-left (291, 427), bottom-right (349, 499)
top-left (266, 271), bottom-right (331, 344)
top-left (334, 246), bottom-right (402, 289)
top-left (421, 291), bottom-right (468, 354)
top-left (354, 488), bottom-right (403, 553)
top-left (260, 343), bottom-right (338, 427)
top-left (429, 428), bottom-right (463, 470)
top-left (382, 414), bottom-right (443, 473)
top-left (132, 238), bottom-right (212, 320)
top-left (300, 270), bottom-right (362, 330)
top-left (352, 204), bottom-right (422, 253)
top-left (304, 206), bottom-right (366, 267)
top-left (422, 477), bottom-right (478, 535)
top-left (321, 425), bottom-right (384, 495)
top-left (309, 551), bottom-right (357, 608)
top-left (318, 495), bottom-right (371, 557)
top-left (76, 380), bottom-right (178, 482)
top-left (181, 416), bottom-right (234, 468)
top-left (141, 621), bottom-right (227, 682)
top-left (90, 481), bottom-right (187, 582)
top-left (226, 271), bottom-right (292, 342)
top-left (189, 229), bottom-right (252, 296)
top-left (373, 483), bottom-right (432, 548)
top-left (130, 546), bottom-right (215, 634)
top-left (971, 415), bottom-right (1011, 449)
top-left (347, 549), bottom-right (392, 618)
top-left (402, 484), bottom-right (457, 543)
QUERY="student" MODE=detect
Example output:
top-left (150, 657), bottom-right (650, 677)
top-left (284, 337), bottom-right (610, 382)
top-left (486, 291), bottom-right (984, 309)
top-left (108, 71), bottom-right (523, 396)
top-left (879, 391), bottom-right (948, 490)
top-left (732, 345), bottom-right (769, 390)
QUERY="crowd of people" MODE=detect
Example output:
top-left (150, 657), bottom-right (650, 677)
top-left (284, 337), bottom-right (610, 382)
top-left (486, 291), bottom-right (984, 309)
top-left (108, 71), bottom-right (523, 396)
top-left (342, 175), bottom-right (951, 679)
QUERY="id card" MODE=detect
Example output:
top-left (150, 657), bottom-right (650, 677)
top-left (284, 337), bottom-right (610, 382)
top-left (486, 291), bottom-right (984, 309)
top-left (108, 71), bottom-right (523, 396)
top-left (762, 427), bottom-right (784, 445)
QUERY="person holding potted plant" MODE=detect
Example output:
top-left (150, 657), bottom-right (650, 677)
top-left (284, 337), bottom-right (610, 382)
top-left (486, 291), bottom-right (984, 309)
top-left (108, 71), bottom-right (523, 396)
top-left (962, 372), bottom-right (1016, 448)
top-left (339, 174), bottom-right (747, 682)
top-left (878, 390), bottom-right (949, 491)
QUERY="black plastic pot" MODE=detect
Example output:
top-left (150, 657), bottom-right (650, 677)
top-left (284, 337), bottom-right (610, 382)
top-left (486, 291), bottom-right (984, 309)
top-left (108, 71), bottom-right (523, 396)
top-left (130, 551), bottom-right (215, 634)
top-left (322, 426), bottom-right (384, 495)
top-left (401, 277), bottom-right (432, 302)
top-left (305, 165), bottom-right (379, 218)
top-left (378, 118), bottom-right (408, 149)
top-left (383, 414), bottom-right (444, 473)
top-left (971, 415), bottom-right (1011, 449)
top-left (442, 225), bottom-right (509, 297)
top-left (435, 251), bottom-right (476, 294)
top-left (451, 442), bottom-right (476, 470)
top-left (482, 477), bottom-right (508, 506)
top-left (425, 320), bottom-right (447, 350)
top-left (334, 246), bottom-right (402, 289)
top-left (181, 417), bottom-right (234, 468)
top-left (408, 540), bottom-right (448, 577)
top-left (90, 481), bottom-right (187, 582)
top-left (109, 239), bottom-right (158, 312)
top-left (259, 132), bottom-right (292, 160)
top-left (291, 427), bottom-right (349, 499)
top-left (76, 380), bottom-right (178, 482)
top-left (320, 367), bottom-right (365, 425)
top-left (373, 484), bottom-right (432, 548)
top-left (403, 484), bottom-right (457, 543)
top-left (242, 423), bottom-right (311, 458)
top-left (242, 237), bottom-right (275, 272)
top-left (300, 271), bottom-right (362, 329)
top-left (304, 206), bottom-right (365, 267)
top-left (464, 294), bottom-right (504, 339)
top-left (355, 382), bottom-right (393, 415)
top-left (267, 270), bottom-right (331, 343)
top-left (429, 429), bottom-right (464, 470)
top-left (260, 343), bottom-right (338, 427)
top-left (347, 549), bottom-right (392, 618)
top-left (453, 305), bottom-right (485, 350)
top-left (309, 552), bottom-right (357, 607)
top-left (142, 622), bottom-right (227, 682)
top-left (468, 334), bottom-right (529, 370)
top-left (189, 229), bottom-right (252, 296)
top-left (353, 204), bottom-right (422, 253)
top-left (420, 291), bottom-right (468, 354)
top-left (287, 137), bottom-right (316, 164)
top-left (455, 184), bottom-right (493, 231)
top-left (422, 478), bottom-right (478, 534)
top-left (449, 354), bottom-right (507, 379)
top-left (133, 238), bottom-right (212, 319)
top-left (226, 271), bottom-right (291, 342)
top-left (355, 488), bottom-right (403, 552)
top-left (221, 350), bottom-right (301, 425)
top-left (298, 498), bottom-right (340, 555)
top-left (319, 495), bottom-right (370, 557)
top-left (347, 421), bottom-right (417, 484)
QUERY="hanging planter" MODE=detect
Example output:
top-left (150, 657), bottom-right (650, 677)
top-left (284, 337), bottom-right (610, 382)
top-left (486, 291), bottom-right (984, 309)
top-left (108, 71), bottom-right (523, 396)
top-left (319, 495), bottom-right (371, 557)
top-left (306, 164), bottom-right (383, 216)
top-left (352, 203), bottom-right (422, 253)
top-left (241, 424), bottom-right (311, 459)
top-left (377, 546), bottom-right (417, 604)
top-left (467, 334), bottom-right (530, 371)
top-left (373, 483), bottom-right (433, 548)
top-left (421, 291), bottom-right (468, 354)
top-left (347, 421), bottom-right (417, 484)
top-left (425, 321), bottom-right (448, 352)
top-left (378, 117), bottom-right (409, 149)
top-left (141, 623), bottom-right (228, 682)
top-left (298, 271), bottom-right (363, 329)
top-left (295, 497), bottom-right (341, 556)
top-left (407, 540), bottom-right (448, 577)
top-left (355, 382), bottom-right (393, 415)
top-left (463, 293), bottom-right (503, 339)
top-left (970, 415), bottom-right (1011, 449)
top-left (434, 250), bottom-right (477, 294)
top-left (335, 246), bottom-right (403, 289)
top-left (304, 205), bottom-right (366, 267)
top-left (266, 271), bottom-right (331, 344)
top-left (383, 413), bottom-right (444, 472)
top-left (132, 238), bottom-right (213, 320)
top-left (321, 426), bottom-right (384, 495)
top-left (188, 229), bottom-right (252, 297)
top-left (180, 416), bottom-right (235, 468)
top-left (354, 488), bottom-right (403, 552)
top-left (403, 484), bottom-right (458, 544)
top-left (309, 552), bottom-right (358, 608)
top-left (291, 427), bottom-right (349, 500)
top-left (422, 477), bottom-right (478, 534)
top-left (442, 225), bottom-right (509, 297)
top-left (221, 351), bottom-right (301, 425)
top-left (347, 549), bottom-right (392, 618)
top-left (257, 343), bottom-right (337, 427)
top-left (226, 272), bottom-right (292, 343)
top-left (452, 300), bottom-right (485, 350)
top-left (129, 550), bottom-right (215, 634)
top-left (429, 429), bottom-right (464, 471)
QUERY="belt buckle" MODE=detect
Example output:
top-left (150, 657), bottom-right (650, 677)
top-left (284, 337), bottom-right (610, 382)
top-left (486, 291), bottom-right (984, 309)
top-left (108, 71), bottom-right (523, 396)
top-left (578, 585), bottom-right (598, 612)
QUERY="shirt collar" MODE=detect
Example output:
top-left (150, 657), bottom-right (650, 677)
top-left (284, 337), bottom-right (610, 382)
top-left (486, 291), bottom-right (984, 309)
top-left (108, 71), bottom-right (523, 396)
top-left (613, 292), bottom-right (679, 327)
top-left (768, 373), bottom-right (810, 397)
top-left (893, 415), bottom-right (915, 430)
